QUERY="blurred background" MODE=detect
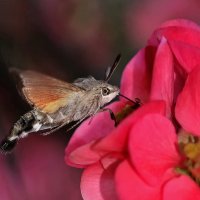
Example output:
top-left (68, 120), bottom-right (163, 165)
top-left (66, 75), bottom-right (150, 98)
top-left (0, 0), bottom-right (200, 199)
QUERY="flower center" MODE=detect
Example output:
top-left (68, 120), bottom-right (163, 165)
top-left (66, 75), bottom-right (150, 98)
top-left (177, 130), bottom-right (200, 183)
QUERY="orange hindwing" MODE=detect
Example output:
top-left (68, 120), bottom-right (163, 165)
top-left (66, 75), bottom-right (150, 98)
top-left (13, 70), bottom-right (83, 113)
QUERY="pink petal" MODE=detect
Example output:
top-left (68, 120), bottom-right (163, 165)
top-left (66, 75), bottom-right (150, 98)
top-left (169, 40), bottom-right (200, 73)
top-left (65, 101), bottom-right (125, 167)
top-left (150, 37), bottom-right (174, 117)
top-left (149, 26), bottom-right (200, 48)
top-left (163, 175), bottom-right (200, 200)
top-left (115, 160), bottom-right (161, 200)
top-left (66, 140), bottom-right (105, 167)
top-left (16, 135), bottom-right (82, 200)
top-left (120, 46), bottom-right (156, 102)
top-left (176, 66), bottom-right (200, 136)
top-left (129, 114), bottom-right (181, 185)
top-left (173, 61), bottom-right (187, 102)
top-left (81, 159), bottom-right (119, 200)
top-left (93, 101), bottom-right (166, 154)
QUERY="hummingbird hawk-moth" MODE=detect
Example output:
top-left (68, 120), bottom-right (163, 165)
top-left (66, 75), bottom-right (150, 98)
top-left (0, 55), bottom-right (139, 153)
top-left (0, 55), bottom-right (120, 152)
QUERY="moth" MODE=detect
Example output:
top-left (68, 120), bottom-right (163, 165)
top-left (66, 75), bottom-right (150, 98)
top-left (0, 55), bottom-right (138, 153)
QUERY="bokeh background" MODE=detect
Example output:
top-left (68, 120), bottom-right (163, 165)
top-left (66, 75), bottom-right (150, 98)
top-left (0, 0), bottom-right (200, 199)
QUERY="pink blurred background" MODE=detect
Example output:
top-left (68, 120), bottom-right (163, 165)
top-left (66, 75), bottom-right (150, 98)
top-left (0, 0), bottom-right (200, 199)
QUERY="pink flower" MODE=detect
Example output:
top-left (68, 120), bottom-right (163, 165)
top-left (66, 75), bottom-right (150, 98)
top-left (115, 113), bottom-right (200, 200)
top-left (65, 19), bottom-right (200, 199)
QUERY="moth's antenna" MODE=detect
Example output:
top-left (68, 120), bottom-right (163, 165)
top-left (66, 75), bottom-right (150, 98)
top-left (105, 54), bottom-right (121, 82)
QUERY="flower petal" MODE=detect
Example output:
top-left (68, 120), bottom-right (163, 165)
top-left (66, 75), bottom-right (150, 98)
top-left (163, 175), bottom-right (200, 200)
top-left (129, 114), bottom-right (181, 185)
top-left (169, 40), bottom-right (200, 73)
top-left (176, 66), bottom-right (200, 136)
top-left (115, 160), bottom-right (161, 200)
top-left (66, 140), bottom-right (105, 167)
top-left (120, 46), bottom-right (156, 102)
top-left (150, 37), bottom-right (174, 117)
top-left (81, 160), bottom-right (119, 200)
top-left (149, 24), bottom-right (200, 48)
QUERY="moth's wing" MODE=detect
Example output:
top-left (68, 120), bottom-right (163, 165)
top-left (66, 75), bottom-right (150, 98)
top-left (11, 69), bottom-right (83, 113)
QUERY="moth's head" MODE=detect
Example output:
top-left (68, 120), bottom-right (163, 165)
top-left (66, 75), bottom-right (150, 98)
top-left (99, 83), bottom-right (119, 106)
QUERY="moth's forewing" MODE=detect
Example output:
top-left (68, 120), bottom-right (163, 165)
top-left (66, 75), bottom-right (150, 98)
top-left (11, 69), bottom-right (83, 114)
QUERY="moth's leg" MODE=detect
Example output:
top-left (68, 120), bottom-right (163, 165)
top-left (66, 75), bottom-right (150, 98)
top-left (134, 98), bottom-right (142, 107)
top-left (102, 108), bottom-right (117, 126)
top-left (88, 107), bottom-right (117, 126)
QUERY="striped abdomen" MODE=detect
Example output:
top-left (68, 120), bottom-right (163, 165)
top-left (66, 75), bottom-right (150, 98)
top-left (0, 111), bottom-right (42, 153)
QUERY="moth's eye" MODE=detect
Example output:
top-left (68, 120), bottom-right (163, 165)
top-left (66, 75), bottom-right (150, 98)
top-left (102, 87), bottom-right (110, 96)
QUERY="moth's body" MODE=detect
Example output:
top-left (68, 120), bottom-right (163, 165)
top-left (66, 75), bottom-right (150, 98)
top-left (0, 69), bottom-right (119, 152)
